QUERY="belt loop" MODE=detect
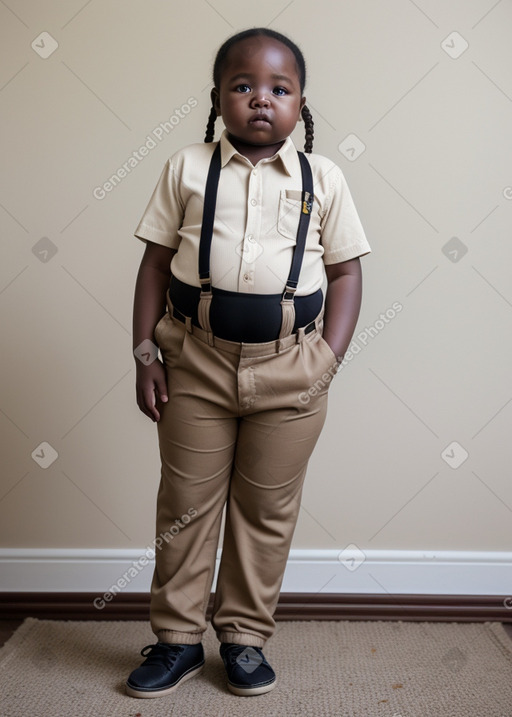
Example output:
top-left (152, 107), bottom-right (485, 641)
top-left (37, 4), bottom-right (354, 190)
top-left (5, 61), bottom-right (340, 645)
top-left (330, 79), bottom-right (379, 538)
top-left (198, 274), bottom-right (213, 334)
top-left (197, 292), bottom-right (212, 329)
top-left (278, 284), bottom-right (296, 339)
top-left (184, 316), bottom-right (192, 333)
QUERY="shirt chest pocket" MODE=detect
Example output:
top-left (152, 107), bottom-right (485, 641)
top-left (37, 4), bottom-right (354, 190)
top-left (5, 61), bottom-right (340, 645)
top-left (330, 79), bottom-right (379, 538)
top-left (277, 189), bottom-right (303, 241)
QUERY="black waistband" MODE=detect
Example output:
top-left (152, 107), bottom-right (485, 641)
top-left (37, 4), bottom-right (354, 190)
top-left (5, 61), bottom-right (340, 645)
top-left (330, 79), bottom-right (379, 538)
top-left (169, 276), bottom-right (323, 343)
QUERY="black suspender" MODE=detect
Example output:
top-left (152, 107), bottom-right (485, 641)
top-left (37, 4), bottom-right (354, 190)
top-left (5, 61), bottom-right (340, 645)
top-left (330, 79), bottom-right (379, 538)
top-left (198, 144), bottom-right (314, 302)
top-left (283, 151), bottom-right (313, 300)
top-left (198, 143), bottom-right (222, 294)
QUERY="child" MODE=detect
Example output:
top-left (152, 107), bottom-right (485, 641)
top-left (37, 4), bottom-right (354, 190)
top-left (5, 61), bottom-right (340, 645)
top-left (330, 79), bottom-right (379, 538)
top-left (126, 27), bottom-right (371, 698)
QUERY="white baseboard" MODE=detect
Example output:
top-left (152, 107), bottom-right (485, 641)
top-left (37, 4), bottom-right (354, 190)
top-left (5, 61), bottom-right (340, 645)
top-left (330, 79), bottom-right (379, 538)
top-left (1, 549), bottom-right (511, 597)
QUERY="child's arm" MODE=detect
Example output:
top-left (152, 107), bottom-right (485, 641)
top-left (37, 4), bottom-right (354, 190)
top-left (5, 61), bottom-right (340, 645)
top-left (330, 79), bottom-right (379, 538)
top-left (133, 241), bottom-right (176, 422)
top-left (322, 258), bottom-right (363, 361)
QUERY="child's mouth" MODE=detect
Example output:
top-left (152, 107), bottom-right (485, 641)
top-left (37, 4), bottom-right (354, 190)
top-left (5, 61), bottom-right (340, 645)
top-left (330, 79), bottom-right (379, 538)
top-left (249, 114), bottom-right (271, 125)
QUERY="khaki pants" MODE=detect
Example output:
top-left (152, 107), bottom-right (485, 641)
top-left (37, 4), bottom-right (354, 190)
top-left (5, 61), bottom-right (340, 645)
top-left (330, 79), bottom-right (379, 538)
top-left (150, 296), bottom-right (338, 648)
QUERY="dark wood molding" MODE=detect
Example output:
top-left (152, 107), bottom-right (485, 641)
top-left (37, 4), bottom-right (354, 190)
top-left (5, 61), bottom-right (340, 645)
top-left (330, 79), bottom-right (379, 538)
top-left (1, 592), bottom-right (510, 622)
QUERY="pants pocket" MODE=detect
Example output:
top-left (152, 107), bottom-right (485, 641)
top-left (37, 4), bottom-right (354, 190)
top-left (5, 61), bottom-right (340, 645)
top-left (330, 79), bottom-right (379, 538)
top-left (154, 313), bottom-right (187, 368)
top-left (300, 332), bottom-right (340, 394)
top-left (317, 334), bottom-right (340, 369)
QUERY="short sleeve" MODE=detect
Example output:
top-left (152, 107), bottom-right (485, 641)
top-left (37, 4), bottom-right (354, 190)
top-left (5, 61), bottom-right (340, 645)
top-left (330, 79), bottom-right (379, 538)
top-left (319, 165), bottom-right (371, 264)
top-left (134, 159), bottom-right (184, 248)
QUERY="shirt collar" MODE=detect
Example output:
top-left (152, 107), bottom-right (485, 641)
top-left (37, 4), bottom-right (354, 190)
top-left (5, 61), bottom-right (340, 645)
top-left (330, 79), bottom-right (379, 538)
top-left (219, 129), bottom-right (297, 176)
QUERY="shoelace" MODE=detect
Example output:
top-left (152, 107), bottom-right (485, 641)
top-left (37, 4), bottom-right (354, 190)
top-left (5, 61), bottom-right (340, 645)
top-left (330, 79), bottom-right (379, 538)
top-left (139, 642), bottom-right (185, 669)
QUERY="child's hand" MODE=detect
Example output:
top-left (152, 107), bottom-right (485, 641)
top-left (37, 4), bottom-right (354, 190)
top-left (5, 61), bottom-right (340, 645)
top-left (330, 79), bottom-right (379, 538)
top-left (135, 360), bottom-right (169, 422)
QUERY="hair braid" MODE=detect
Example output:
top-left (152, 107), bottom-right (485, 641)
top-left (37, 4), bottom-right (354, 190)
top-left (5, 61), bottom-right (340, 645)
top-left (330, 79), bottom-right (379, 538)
top-left (204, 105), bottom-right (217, 143)
top-left (302, 105), bottom-right (314, 153)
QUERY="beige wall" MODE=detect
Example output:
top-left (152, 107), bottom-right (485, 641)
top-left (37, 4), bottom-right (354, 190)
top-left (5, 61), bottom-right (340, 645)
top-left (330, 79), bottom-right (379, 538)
top-left (1, 0), bottom-right (511, 563)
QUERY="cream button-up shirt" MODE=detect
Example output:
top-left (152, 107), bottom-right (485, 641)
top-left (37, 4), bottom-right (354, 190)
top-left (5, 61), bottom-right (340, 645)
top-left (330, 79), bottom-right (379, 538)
top-left (134, 130), bottom-right (371, 296)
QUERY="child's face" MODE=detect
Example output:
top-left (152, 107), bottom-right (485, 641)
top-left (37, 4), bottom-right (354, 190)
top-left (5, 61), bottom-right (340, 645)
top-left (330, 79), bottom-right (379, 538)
top-left (212, 36), bottom-right (305, 150)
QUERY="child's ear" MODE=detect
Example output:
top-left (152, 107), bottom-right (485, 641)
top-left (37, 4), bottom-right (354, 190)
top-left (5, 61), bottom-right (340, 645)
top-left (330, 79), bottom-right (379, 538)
top-left (299, 96), bottom-right (306, 119)
top-left (211, 88), bottom-right (221, 116)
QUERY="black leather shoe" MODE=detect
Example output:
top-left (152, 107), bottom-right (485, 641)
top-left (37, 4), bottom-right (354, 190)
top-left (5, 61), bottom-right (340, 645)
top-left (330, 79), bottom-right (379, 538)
top-left (126, 642), bottom-right (204, 698)
top-left (219, 643), bottom-right (276, 696)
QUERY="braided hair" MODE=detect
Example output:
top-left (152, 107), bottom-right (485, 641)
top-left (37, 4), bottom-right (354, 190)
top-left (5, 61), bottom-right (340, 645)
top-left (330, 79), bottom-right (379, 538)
top-left (204, 28), bottom-right (314, 153)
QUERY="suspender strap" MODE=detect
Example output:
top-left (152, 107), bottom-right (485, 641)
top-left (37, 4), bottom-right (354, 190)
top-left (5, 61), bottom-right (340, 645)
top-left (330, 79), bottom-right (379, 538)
top-left (198, 143), bottom-right (221, 293)
top-left (278, 152), bottom-right (314, 339)
top-left (282, 152), bottom-right (314, 301)
top-left (197, 144), bottom-right (221, 341)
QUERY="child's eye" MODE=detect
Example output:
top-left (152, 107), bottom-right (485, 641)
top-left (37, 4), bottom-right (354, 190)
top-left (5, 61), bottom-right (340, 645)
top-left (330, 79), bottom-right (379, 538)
top-left (235, 84), bottom-right (251, 93)
top-left (273, 86), bottom-right (288, 96)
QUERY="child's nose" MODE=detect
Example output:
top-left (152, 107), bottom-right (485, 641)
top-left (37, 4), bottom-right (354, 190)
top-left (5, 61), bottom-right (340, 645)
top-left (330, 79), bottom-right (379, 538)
top-left (251, 94), bottom-right (271, 108)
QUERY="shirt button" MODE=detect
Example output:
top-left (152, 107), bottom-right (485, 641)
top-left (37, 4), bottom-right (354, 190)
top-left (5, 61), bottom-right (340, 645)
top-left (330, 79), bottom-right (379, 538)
top-left (243, 273), bottom-right (250, 281)
top-left (250, 199), bottom-right (257, 206)
top-left (247, 235), bottom-right (254, 242)
top-left (252, 169), bottom-right (258, 176)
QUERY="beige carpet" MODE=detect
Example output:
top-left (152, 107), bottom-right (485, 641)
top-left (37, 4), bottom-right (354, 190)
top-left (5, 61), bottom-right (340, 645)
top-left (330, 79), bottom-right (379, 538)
top-left (1, 618), bottom-right (511, 717)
